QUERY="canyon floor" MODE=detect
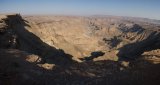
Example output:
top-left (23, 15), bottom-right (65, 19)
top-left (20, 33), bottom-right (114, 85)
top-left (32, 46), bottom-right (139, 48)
top-left (0, 14), bottom-right (160, 85)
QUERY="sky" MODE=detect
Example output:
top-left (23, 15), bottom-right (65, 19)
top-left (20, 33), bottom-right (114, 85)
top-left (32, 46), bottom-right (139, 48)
top-left (0, 0), bottom-right (160, 20)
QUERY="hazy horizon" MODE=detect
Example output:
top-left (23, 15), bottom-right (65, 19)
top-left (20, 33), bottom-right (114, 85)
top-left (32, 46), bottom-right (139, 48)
top-left (0, 0), bottom-right (160, 20)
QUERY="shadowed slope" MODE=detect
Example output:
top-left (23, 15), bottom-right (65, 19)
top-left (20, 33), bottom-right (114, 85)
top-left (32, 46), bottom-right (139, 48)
top-left (2, 14), bottom-right (76, 66)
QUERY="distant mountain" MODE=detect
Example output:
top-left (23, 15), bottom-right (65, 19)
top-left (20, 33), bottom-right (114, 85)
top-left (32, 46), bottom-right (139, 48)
top-left (91, 15), bottom-right (160, 25)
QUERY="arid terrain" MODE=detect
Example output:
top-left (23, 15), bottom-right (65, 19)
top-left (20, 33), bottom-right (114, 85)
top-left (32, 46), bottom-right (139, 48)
top-left (0, 14), bottom-right (160, 85)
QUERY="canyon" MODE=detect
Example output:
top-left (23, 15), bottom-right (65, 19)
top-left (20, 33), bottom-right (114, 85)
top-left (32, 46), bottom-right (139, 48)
top-left (0, 14), bottom-right (160, 85)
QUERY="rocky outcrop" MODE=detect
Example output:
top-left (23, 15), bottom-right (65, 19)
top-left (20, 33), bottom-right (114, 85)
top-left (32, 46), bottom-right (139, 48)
top-left (118, 31), bottom-right (160, 60)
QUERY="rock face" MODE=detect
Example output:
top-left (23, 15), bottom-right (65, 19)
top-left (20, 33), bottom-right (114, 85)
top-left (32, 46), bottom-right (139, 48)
top-left (0, 14), bottom-right (160, 85)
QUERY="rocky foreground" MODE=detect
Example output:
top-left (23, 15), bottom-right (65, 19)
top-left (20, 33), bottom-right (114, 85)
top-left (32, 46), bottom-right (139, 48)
top-left (0, 14), bottom-right (160, 85)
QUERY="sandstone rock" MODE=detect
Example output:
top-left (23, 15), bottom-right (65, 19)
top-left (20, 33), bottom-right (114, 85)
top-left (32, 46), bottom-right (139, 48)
top-left (26, 54), bottom-right (41, 63)
top-left (41, 63), bottom-right (55, 70)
